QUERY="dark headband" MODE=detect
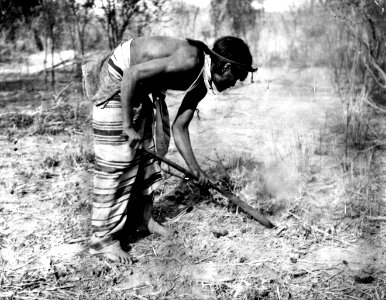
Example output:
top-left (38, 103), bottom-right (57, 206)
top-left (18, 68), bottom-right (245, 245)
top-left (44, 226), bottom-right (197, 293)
top-left (207, 48), bottom-right (258, 72)
top-left (186, 39), bottom-right (258, 72)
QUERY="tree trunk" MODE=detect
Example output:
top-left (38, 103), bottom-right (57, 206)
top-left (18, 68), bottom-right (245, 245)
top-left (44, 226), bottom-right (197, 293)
top-left (44, 32), bottom-right (48, 87)
top-left (33, 29), bottom-right (44, 51)
top-left (50, 25), bottom-right (55, 92)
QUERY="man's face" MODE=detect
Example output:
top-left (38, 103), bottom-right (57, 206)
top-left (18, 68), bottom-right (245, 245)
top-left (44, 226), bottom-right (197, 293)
top-left (212, 64), bottom-right (239, 92)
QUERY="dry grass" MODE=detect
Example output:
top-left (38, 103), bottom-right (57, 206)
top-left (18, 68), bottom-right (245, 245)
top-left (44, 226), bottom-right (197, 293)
top-left (0, 81), bottom-right (91, 140)
top-left (1, 66), bottom-right (385, 300)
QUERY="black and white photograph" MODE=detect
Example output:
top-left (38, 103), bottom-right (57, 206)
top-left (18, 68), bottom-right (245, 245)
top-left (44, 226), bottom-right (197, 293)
top-left (0, 0), bottom-right (385, 299)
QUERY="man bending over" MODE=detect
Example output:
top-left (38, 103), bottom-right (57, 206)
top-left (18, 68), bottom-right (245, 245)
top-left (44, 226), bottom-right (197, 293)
top-left (82, 36), bottom-right (256, 263)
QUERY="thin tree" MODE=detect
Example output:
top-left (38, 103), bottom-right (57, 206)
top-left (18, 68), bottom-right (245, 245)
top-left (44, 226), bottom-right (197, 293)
top-left (65, 0), bottom-right (95, 77)
top-left (171, 1), bottom-right (201, 38)
top-left (40, 0), bottom-right (63, 91)
top-left (325, 0), bottom-right (386, 98)
top-left (210, 0), bottom-right (264, 40)
top-left (99, 0), bottom-right (166, 50)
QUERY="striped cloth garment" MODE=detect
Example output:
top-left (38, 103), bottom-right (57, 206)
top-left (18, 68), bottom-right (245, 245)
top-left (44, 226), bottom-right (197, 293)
top-left (89, 94), bottom-right (163, 255)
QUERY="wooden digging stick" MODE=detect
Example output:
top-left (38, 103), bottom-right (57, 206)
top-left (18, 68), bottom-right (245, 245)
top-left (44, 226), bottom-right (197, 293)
top-left (142, 148), bottom-right (275, 229)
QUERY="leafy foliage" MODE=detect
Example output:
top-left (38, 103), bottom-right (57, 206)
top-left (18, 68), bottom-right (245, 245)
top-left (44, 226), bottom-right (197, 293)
top-left (0, 0), bottom-right (40, 34)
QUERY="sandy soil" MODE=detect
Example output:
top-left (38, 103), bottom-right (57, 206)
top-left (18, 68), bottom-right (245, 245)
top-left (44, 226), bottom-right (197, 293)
top-left (0, 59), bottom-right (385, 299)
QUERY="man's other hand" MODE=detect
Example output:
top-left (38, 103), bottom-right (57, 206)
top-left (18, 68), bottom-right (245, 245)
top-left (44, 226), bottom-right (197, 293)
top-left (122, 127), bottom-right (142, 150)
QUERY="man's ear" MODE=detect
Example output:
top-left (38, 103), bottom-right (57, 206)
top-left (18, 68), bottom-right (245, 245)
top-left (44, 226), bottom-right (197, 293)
top-left (222, 63), bottom-right (232, 74)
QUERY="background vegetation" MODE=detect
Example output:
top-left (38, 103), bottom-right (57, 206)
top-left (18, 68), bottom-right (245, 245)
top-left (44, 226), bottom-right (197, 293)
top-left (1, 0), bottom-right (386, 299)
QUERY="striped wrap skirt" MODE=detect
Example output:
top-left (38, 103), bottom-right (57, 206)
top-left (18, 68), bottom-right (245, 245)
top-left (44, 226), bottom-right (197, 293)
top-left (89, 95), bottom-right (163, 254)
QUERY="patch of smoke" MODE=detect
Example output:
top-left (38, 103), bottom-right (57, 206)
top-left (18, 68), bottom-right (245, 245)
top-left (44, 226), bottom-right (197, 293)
top-left (239, 160), bottom-right (300, 213)
top-left (264, 161), bottom-right (299, 198)
top-left (208, 154), bottom-right (300, 214)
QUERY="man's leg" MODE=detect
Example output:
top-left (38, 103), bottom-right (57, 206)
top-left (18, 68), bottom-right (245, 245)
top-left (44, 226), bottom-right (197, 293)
top-left (142, 193), bottom-right (171, 238)
top-left (89, 157), bottom-right (137, 264)
top-left (90, 97), bottom-right (139, 264)
top-left (91, 163), bottom-right (164, 262)
top-left (134, 105), bottom-right (172, 238)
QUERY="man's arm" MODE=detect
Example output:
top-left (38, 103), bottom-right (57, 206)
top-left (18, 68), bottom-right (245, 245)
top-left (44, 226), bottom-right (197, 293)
top-left (172, 83), bottom-right (209, 186)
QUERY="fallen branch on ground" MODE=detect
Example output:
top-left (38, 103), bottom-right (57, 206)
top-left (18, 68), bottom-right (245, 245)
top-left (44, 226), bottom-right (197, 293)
top-left (366, 216), bottom-right (386, 221)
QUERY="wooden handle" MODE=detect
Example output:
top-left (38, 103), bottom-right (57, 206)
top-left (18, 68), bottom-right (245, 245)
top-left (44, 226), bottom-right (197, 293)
top-left (143, 148), bottom-right (275, 228)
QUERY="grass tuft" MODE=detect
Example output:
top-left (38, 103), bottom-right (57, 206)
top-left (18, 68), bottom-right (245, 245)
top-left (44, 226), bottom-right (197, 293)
top-left (0, 113), bottom-right (34, 129)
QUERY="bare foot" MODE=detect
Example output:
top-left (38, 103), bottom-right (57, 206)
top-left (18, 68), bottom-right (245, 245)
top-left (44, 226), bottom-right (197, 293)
top-left (141, 194), bottom-right (172, 238)
top-left (99, 248), bottom-right (133, 264)
top-left (147, 217), bottom-right (172, 238)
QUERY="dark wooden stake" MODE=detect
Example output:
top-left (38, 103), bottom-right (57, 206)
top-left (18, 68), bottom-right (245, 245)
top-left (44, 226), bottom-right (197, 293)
top-left (143, 148), bottom-right (275, 229)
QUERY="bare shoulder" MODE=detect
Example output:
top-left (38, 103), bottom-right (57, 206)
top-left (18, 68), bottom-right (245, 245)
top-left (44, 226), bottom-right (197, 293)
top-left (131, 36), bottom-right (201, 69)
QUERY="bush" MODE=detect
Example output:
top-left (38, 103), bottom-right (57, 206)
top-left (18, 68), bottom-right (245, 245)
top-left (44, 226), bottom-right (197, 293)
top-left (0, 113), bottom-right (35, 129)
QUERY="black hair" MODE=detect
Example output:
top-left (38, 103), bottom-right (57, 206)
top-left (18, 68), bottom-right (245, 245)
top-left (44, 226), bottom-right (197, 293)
top-left (187, 36), bottom-right (254, 81)
top-left (212, 36), bottom-right (253, 81)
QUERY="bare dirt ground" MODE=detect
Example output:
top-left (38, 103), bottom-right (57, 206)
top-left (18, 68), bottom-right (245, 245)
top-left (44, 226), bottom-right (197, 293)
top-left (0, 55), bottom-right (385, 299)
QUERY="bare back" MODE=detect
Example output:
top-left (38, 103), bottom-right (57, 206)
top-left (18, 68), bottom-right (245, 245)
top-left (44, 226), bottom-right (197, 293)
top-left (129, 36), bottom-right (204, 92)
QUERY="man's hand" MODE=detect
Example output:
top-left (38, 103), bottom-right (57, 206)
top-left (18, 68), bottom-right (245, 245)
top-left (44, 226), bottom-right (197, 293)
top-left (122, 127), bottom-right (142, 150)
top-left (191, 169), bottom-right (211, 190)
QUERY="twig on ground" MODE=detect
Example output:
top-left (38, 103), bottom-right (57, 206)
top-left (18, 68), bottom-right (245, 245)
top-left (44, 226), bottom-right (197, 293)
top-left (367, 216), bottom-right (386, 221)
top-left (103, 260), bottom-right (118, 275)
top-left (288, 212), bottom-right (352, 246)
top-left (322, 290), bottom-right (362, 300)
top-left (327, 269), bottom-right (344, 281)
top-left (45, 284), bottom-right (75, 291)
top-left (165, 205), bottom-right (193, 224)
top-left (212, 259), bottom-right (273, 267)
top-left (113, 282), bottom-right (151, 292)
top-left (194, 253), bottom-right (216, 264)
top-left (11, 257), bottom-right (39, 271)
top-left (122, 293), bottom-right (149, 300)
top-left (66, 236), bottom-right (89, 244)
top-left (13, 296), bottom-right (46, 300)
top-left (297, 259), bottom-right (338, 265)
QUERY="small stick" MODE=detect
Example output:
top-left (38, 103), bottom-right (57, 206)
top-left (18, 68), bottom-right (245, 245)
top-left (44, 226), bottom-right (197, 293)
top-left (194, 253), bottom-right (216, 264)
top-left (66, 236), bottom-right (89, 244)
top-left (327, 269), bottom-right (344, 281)
top-left (289, 212), bottom-right (352, 246)
top-left (45, 284), bottom-right (75, 291)
top-left (11, 257), bottom-right (38, 271)
top-left (367, 216), bottom-right (386, 221)
top-left (165, 205), bottom-right (193, 224)
top-left (113, 282), bottom-right (150, 292)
